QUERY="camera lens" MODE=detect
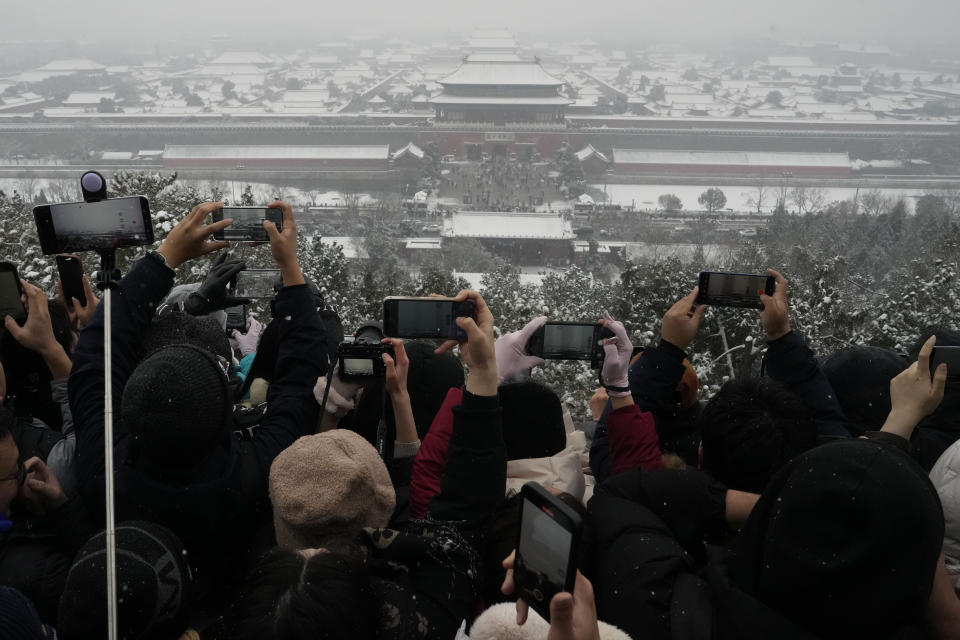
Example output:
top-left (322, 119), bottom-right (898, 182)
top-left (81, 172), bottom-right (104, 193)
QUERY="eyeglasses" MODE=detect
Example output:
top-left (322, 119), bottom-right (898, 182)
top-left (0, 461), bottom-right (24, 488)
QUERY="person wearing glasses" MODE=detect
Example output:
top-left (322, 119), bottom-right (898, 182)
top-left (0, 408), bottom-right (96, 627)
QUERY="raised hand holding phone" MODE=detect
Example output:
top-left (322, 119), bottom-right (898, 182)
top-left (759, 268), bottom-right (791, 341)
top-left (661, 287), bottom-right (708, 351)
top-left (157, 201), bottom-right (231, 269)
top-left (263, 201), bottom-right (304, 287)
top-left (882, 335), bottom-right (947, 440)
top-left (435, 290), bottom-right (497, 395)
top-left (495, 315), bottom-right (548, 382)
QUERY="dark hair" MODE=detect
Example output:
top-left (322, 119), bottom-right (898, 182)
top-left (231, 548), bottom-right (377, 640)
top-left (498, 379), bottom-right (567, 460)
top-left (480, 491), bottom-right (593, 606)
top-left (699, 378), bottom-right (818, 493)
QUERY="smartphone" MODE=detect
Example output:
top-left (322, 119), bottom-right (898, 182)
top-left (56, 254), bottom-right (87, 307)
top-left (233, 269), bottom-right (280, 299)
top-left (514, 482), bottom-right (582, 623)
top-left (212, 207), bottom-right (282, 242)
top-left (225, 305), bottom-right (246, 332)
top-left (931, 346), bottom-right (960, 380)
top-left (382, 296), bottom-right (476, 341)
top-left (33, 196), bottom-right (153, 255)
top-left (696, 271), bottom-right (775, 309)
top-left (526, 322), bottom-right (615, 369)
top-left (0, 263), bottom-right (26, 322)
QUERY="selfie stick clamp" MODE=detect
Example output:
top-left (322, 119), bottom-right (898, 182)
top-left (81, 170), bottom-right (120, 640)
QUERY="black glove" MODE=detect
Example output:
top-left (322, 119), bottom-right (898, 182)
top-left (183, 255), bottom-right (250, 316)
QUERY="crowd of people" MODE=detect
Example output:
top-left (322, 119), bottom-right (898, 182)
top-left (444, 158), bottom-right (553, 213)
top-left (1, 199), bottom-right (960, 639)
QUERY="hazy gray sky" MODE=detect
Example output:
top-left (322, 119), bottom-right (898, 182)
top-left (4, 0), bottom-right (960, 51)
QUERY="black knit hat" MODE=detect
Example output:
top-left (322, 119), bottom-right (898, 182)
top-left (403, 340), bottom-right (465, 439)
top-left (821, 346), bottom-right (908, 434)
top-left (499, 379), bottom-right (567, 460)
top-left (732, 439), bottom-right (944, 639)
top-left (122, 344), bottom-right (233, 470)
top-left (142, 309), bottom-right (232, 362)
top-left (57, 521), bottom-right (192, 640)
top-left (0, 586), bottom-right (50, 640)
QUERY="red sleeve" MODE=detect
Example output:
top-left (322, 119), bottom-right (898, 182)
top-left (409, 386), bottom-right (463, 518)
top-left (607, 404), bottom-right (665, 475)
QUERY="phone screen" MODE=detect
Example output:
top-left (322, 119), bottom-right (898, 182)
top-left (542, 324), bottom-right (597, 359)
top-left (516, 495), bottom-right (575, 617)
top-left (699, 272), bottom-right (773, 308)
top-left (215, 208), bottom-right (280, 241)
top-left (0, 270), bottom-right (25, 320)
top-left (47, 197), bottom-right (150, 252)
top-left (931, 346), bottom-right (960, 379)
top-left (234, 270), bottom-right (279, 299)
top-left (385, 298), bottom-right (468, 340)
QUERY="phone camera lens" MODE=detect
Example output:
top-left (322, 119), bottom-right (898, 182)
top-left (81, 172), bottom-right (104, 192)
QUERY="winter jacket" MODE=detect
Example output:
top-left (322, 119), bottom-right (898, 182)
top-left (764, 331), bottom-right (849, 438)
top-left (591, 341), bottom-right (685, 484)
top-left (0, 496), bottom-right (97, 625)
top-left (365, 389), bottom-right (506, 639)
top-left (410, 387), bottom-right (590, 517)
top-left (69, 255), bottom-right (327, 619)
top-left (930, 438), bottom-right (960, 590)
top-left (589, 467), bottom-right (818, 640)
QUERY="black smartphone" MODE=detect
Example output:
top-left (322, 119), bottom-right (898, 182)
top-left (212, 207), bottom-right (282, 242)
top-left (33, 196), bottom-right (153, 255)
top-left (225, 305), bottom-right (246, 332)
top-left (56, 254), bottom-right (87, 307)
top-left (526, 322), bottom-right (615, 369)
top-left (0, 262), bottom-right (26, 322)
top-left (514, 482), bottom-right (582, 623)
top-left (382, 296), bottom-right (476, 341)
top-left (931, 346), bottom-right (960, 380)
top-left (233, 269), bottom-right (280, 299)
top-left (696, 271), bottom-right (775, 309)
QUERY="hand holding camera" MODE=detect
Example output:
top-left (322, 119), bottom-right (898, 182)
top-left (599, 312), bottom-right (632, 398)
top-left (157, 201), bottom-right (231, 269)
top-left (661, 287), bottom-right (708, 351)
top-left (184, 254), bottom-right (251, 316)
top-left (759, 268), bottom-right (791, 341)
top-left (232, 316), bottom-right (264, 357)
top-left (381, 338), bottom-right (409, 400)
top-left (263, 201), bottom-right (304, 287)
top-left (437, 290), bottom-right (497, 395)
top-left (882, 335), bottom-right (948, 440)
top-left (496, 315), bottom-right (548, 382)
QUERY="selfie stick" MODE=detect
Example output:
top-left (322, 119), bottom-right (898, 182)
top-left (81, 171), bottom-right (120, 640)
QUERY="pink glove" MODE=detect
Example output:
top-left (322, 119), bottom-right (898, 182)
top-left (495, 315), bottom-right (548, 382)
top-left (313, 367), bottom-right (363, 418)
top-left (232, 316), bottom-right (264, 357)
top-left (600, 311), bottom-right (632, 397)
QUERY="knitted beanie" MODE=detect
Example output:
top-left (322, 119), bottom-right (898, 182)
top-left (142, 308), bottom-right (232, 362)
top-left (57, 521), bottom-right (191, 640)
top-left (270, 430), bottom-right (395, 549)
top-left (122, 344), bottom-right (233, 470)
top-left (0, 586), bottom-right (49, 640)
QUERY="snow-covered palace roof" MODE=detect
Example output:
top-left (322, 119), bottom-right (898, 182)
top-left (443, 212), bottom-right (574, 240)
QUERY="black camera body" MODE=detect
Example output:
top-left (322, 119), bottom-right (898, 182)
top-left (337, 322), bottom-right (394, 381)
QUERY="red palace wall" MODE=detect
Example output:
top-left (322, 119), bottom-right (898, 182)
top-left (162, 158), bottom-right (390, 170)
